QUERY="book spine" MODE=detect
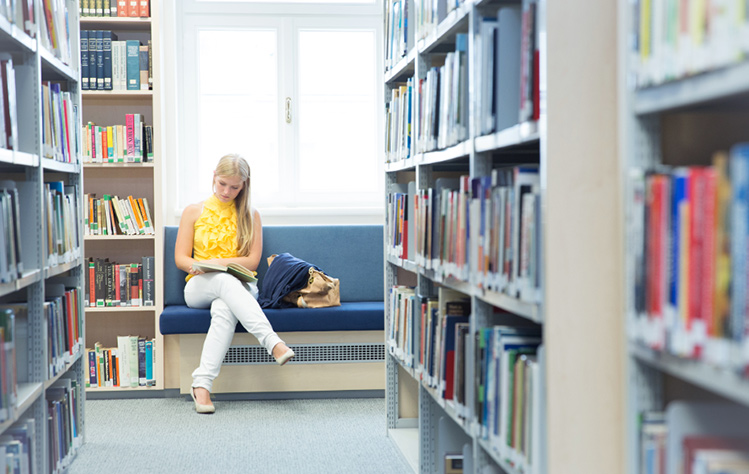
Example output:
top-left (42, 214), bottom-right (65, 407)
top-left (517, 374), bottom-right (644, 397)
top-left (80, 31), bottom-right (89, 91)
top-left (126, 40), bottom-right (140, 90)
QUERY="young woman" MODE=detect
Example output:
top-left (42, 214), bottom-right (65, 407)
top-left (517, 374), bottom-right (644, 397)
top-left (174, 154), bottom-right (294, 414)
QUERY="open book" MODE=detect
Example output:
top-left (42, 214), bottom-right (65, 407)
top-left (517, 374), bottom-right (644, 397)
top-left (191, 262), bottom-right (258, 283)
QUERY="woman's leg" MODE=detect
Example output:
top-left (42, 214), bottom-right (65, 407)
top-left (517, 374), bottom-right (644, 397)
top-left (190, 299), bottom-right (237, 392)
top-left (188, 273), bottom-right (284, 354)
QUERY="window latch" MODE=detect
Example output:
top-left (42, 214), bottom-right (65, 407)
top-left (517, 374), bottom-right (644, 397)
top-left (285, 97), bottom-right (292, 124)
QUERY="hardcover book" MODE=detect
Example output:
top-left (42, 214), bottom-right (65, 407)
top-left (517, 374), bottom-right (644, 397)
top-left (191, 262), bottom-right (258, 283)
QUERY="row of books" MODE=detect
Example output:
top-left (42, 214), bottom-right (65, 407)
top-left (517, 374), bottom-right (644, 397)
top-left (387, 167), bottom-right (542, 303)
top-left (44, 279), bottom-right (84, 379)
top-left (44, 182), bottom-right (81, 268)
top-left (475, 2), bottom-right (540, 136)
top-left (628, 144), bottom-right (749, 371)
top-left (388, 287), bottom-right (470, 402)
top-left (40, 0), bottom-right (73, 66)
top-left (0, 309), bottom-right (17, 423)
top-left (86, 257), bottom-right (155, 308)
top-left (640, 402), bottom-right (749, 474)
top-left (417, 33), bottom-right (468, 154)
top-left (0, 56), bottom-right (18, 153)
top-left (413, 0), bottom-right (468, 43)
top-left (42, 81), bottom-right (80, 164)
top-left (0, 181), bottom-right (23, 284)
top-left (81, 32), bottom-right (152, 91)
top-left (84, 194), bottom-right (154, 236)
top-left (384, 0), bottom-right (412, 72)
top-left (0, 418), bottom-right (35, 474)
top-left (85, 336), bottom-right (156, 388)
top-left (82, 115), bottom-right (154, 163)
top-left (387, 285), bottom-right (543, 474)
top-left (476, 325), bottom-right (542, 474)
top-left (0, 0), bottom-right (35, 39)
top-left (80, 0), bottom-right (150, 18)
top-left (633, 0), bottom-right (749, 88)
top-left (47, 378), bottom-right (82, 472)
top-left (385, 79), bottom-right (412, 163)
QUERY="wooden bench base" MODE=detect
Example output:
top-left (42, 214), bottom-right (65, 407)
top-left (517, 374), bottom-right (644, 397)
top-left (170, 331), bottom-right (385, 395)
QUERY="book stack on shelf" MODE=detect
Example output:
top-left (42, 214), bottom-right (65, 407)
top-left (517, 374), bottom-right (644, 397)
top-left (81, 0), bottom-right (163, 394)
top-left (84, 193), bottom-right (154, 236)
top-left (41, 81), bottom-right (79, 163)
top-left (85, 336), bottom-right (157, 389)
top-left (80, 0), bottom-right (150, 18)
top-left (86, 256), bottom-right (155, 308)
top-left (0, 0), bottom-right (87, 471)
top-left (384, 0), bottom-right (545, 472)
top-left (82, 115), bottom-right (154, 163)
top-left (625, 1), bottom-right (749, 473)
top-left (80, 30), bottom-right (152, 92)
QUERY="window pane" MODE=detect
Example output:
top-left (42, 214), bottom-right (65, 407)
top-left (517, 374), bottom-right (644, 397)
top-left (197, 29), bottom-right (280, 204)
top-left (198, 0), bottom-right (374, 3)
top-left (297, 29), bottom-right (378, 200)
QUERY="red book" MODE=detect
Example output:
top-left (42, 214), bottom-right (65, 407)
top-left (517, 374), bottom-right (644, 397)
top-left (118, 0), bottom-right (127, 17)
top-left (139, 0), bottom-right (150, 17)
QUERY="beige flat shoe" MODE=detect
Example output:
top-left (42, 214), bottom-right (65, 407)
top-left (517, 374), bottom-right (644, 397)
top-left (191, 387), bottom-right (215, 414)
top-left (276, 348), bottom-right (295, 366)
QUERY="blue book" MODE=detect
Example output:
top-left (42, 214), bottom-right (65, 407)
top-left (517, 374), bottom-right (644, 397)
top-left (730, 144), bottom-right (749, 343)
top-left (102, 30), bottom-right (117, 90)
top-left (145, 339), bottom-right (154, 385)
top-left (88, 31), bottom-right (98, 91)
top-left (668, 170), bottom-right (688, 319)
top-left (95, 30), bottom-right (104, 90)
top-left (126, 40), bottom-right (141, 90)
top-left (80, 30), bottom-right (89, 90)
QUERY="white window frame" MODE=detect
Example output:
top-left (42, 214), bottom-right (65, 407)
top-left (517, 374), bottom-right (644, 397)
top-left (170, 0), bottom-right (384, 225)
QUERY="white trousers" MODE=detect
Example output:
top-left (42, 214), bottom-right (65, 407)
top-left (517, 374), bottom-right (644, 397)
top-left (184, 272), bottom-right (284, 392)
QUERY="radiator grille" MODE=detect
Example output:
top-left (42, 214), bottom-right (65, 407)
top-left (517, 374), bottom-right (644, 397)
top-left (223, 343), bottom-right (385, 365)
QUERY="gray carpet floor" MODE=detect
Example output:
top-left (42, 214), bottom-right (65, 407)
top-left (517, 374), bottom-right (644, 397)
top-left (68, 397), bottom-right (412, 474)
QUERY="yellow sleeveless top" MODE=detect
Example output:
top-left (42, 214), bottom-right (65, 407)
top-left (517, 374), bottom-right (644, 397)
top-left (186, 195), bottom-right (239, 282)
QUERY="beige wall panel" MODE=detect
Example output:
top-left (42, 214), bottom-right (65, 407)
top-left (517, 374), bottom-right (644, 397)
top-left (546, 0), bottom-right (624, 472)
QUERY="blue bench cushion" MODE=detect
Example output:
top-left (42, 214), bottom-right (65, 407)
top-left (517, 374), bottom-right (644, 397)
top-left (164, 225), bottom-right (384, 306)
top-left (159, 301), bottom-right (385, 335)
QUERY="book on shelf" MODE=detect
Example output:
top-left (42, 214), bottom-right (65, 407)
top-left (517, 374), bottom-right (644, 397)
top-left (496, 4), bottom-right (522, 132)
top-left (82, 33), bottom-right (151, 92)
top-left (627, 143), bottom-right (749, 372)
top-left (191, 261), bottom-right (258, 283)
top-left (80, 0), bottom-right (150, 17)
top-left (126, 40), bottom-right (141, 90)
top-left (0, 181), bottom-right (23, 282)
top-left (86, 257), bottom-right (153, 307)
top-left (0, 55), bottom-right (17, 152)
top-left (39, 0), bottom-right (72, 65)
top-left (87, 336), bottom-right (154, 388)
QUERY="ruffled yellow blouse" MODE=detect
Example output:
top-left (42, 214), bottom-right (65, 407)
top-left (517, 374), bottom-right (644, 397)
top-left (186, 195), bottom-right (239, 282)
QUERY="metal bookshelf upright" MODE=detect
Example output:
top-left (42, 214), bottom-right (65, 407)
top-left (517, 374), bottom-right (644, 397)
top-left (384, 0), bottom-right (624, 473)
top-left (621, 0), bottom-right (749, 471)
top-left (0, 0), bottom-right (87, 471)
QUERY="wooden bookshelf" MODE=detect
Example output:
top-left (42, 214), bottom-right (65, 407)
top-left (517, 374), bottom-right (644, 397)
top-left (80, 0), bottom-right (165, 393)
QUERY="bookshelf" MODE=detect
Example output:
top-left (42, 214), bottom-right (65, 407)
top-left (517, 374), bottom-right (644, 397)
top-left (80, 0), bottom-right (164, 393)
top-left (0, 0), bottom-right (87, 471)
top-left (385, 0), bottom-right (622, 473)
top-left (622, 1), bottom-right (749, 473)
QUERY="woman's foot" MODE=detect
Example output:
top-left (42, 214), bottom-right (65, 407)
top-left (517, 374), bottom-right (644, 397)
top-left (272, 343), bottom-right (295, 366)
top-left (191, 387), bottom-right (215, 414)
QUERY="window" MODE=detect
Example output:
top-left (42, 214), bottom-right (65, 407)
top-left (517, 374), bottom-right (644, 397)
top-left (176, 2), bottom-right (383, 221)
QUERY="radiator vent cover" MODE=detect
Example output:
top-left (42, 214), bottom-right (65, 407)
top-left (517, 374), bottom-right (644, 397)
top-left (223, 343), bottom-right (385, 365)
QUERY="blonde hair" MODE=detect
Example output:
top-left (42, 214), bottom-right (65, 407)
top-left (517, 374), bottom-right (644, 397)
top-left (213, 154), bottom-right (254, 256)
